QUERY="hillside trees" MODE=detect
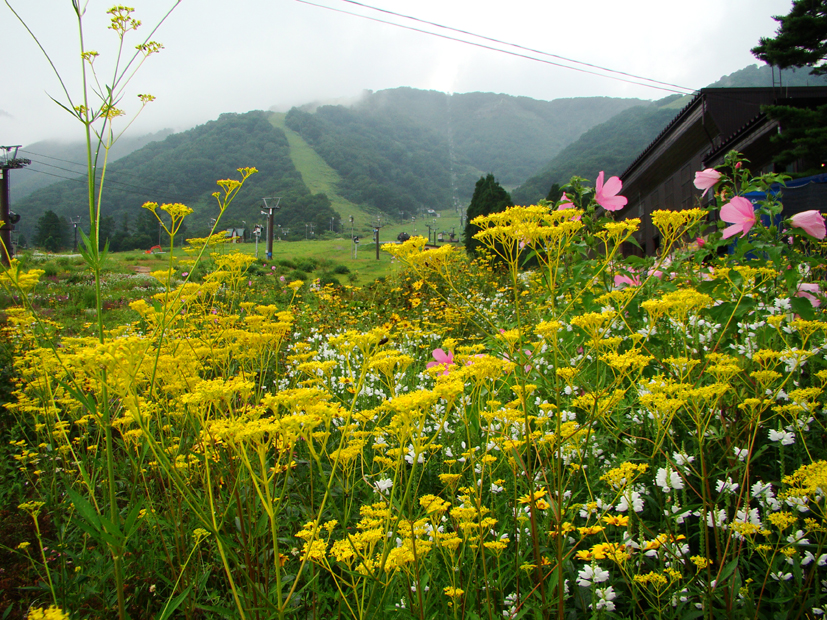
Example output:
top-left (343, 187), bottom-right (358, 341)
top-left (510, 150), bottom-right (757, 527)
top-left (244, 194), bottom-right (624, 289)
top-left (511, 104), bottom-right (680, 205)
top-left (14, 111), bottom-right (334, 241)
top-left (285, 105), bottom-right (453, 219)
top-left (464, 174), bottom-right (512, 255)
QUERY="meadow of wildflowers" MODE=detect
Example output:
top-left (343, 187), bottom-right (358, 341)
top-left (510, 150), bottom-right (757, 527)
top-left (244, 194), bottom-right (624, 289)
top-left (3, 5), bottom-right (827, 619)
top-left (2, 152), bottom-right (827, 620)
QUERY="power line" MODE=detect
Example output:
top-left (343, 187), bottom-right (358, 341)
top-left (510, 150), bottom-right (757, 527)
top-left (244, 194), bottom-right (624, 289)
top-left (19, 150), bottom-right (87, 171)
top-left (20, 149), bottom-right (211, 194)
top-left (19, 165), bottom-right (181, 202)
top-left (336, 0), bottom-right (695, 94)
top-left (295, 0), bottom-right (695, 95)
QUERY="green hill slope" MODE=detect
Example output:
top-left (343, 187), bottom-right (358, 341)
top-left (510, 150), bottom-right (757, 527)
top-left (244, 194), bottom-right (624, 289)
top-left (511, 100), bottom-right (680, 205)
top-left (11, 130), bottom-right (173, 203)
top-left (284, 88), bottom-right (646, 218)
top-left (14, 111), bottom-right (338, 242)
top-left (707, 64), bottom-right (827, 88)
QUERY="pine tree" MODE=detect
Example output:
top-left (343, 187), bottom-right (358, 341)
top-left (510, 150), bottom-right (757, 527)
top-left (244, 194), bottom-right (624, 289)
top-left (752, 0), bottom-right (827, 75)
top-left (752, 0), bottom-right (827, 173)
top-left (464, 174), bottom-right (512, 255)
top-left (33, 210), bottom-right (68, 252)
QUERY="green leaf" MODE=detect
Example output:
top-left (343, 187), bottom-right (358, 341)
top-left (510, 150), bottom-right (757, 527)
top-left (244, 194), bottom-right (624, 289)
top-left (122, 501), bottom-right (143, 542)
top-left (66, 488), bottom-right (101, 532)
top-left (708, 301), bottom-right (737, 326)
top-left (157, 585), bottom-right (193, 620)
top-left (790, 296), bottom-right (816, 320)
top-left (718, 558), bottom-right (739, 583)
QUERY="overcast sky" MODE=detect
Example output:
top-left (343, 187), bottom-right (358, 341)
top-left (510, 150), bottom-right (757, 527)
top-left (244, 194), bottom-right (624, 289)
top-left (2, 0), bottom-right (795, 146)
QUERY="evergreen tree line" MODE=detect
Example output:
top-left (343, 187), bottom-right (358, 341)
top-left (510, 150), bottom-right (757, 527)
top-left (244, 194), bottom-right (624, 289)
top-left (30, 208), bottom-right (188, 253)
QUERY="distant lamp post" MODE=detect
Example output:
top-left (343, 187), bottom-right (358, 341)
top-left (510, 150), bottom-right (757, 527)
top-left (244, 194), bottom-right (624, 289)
top-left (253, 224), bottom-right (262, 257)
top-left (71, 216), bottom-right (82, 251)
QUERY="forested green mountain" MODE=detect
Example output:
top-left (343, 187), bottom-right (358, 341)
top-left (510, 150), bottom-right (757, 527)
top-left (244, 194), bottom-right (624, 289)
top-left (10, 130), bottom-right (173, 203)
top-left (285, 100), bottom-right (453, 220)
top-left (16, 65), bottom-right (827, 251)
top-left (446, 92), bottom-right (646, 187)
top-left (15, 89), bottom-right (645, 249)
top-left (13, 111), bottom-right (338, 244)
top-left (511, 97), bottom-right (682, 205)
top-left (285, 89), bottom-right (645, 217)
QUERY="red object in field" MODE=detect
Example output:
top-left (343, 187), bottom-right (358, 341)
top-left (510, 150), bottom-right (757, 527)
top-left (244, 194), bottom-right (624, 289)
top-left (145, 245), bottom-right (162, 254)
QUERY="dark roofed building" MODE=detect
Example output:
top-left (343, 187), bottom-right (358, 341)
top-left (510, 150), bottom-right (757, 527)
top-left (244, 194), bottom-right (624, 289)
top-left (618, 86), bottom-right (827, 254)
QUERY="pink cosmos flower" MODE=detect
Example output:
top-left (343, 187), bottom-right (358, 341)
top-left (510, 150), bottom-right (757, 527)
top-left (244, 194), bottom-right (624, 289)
top-left (595, 171), bottom-right (627, 212)
top-left (695, 237), bottom-right (706, 247)
top-left (720, 196), bottom-right (756, 239)
top-left (796, 283), bottom-right (822, 308)
top-left (426, 348), bottom-right (454, 375)
top-left (790, 210), bottom-right (826, 240)
top-left (693, 169), bottom-right (721, 198)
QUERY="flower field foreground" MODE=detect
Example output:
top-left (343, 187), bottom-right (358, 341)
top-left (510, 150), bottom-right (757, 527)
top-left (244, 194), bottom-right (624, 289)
top-left (3, 156), bottom-right (827, 620)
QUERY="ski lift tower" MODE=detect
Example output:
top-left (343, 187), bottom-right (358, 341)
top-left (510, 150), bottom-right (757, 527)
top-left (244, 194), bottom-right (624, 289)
top-left (1, 146), bottom-right (30, 266)
top-left (261, 196), bottom-right (280, 260)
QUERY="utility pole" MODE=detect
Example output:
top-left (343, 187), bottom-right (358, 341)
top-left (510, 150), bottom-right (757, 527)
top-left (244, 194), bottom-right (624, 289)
top-left (1, 146), bottom-right (30, 266)
top-left (261, 196), bottom-right (280, 260)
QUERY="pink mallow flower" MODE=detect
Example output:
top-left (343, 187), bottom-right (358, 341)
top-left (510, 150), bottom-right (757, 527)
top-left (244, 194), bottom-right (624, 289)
top-left (796, 283), bottom-right (822, 308)
top-left (595, 171), bottom-right (628, 212)
top-left (693, 169), bottom-right (721, 198)
top-left (720, 196), bottom-right (756, 239)
top-left (426, 349), bottom-right (454, 375)
top-left (790, 210), bottom-right (826, 240)
top-left (557, 192), bottom-right (581, 221)
top-left (614, 273), bottom-right (641, 288)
